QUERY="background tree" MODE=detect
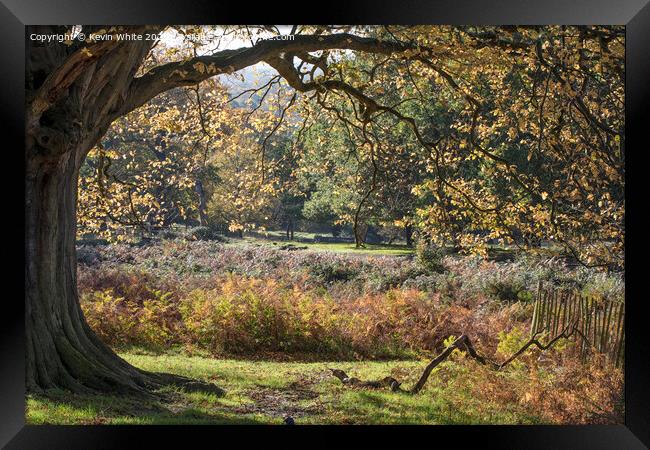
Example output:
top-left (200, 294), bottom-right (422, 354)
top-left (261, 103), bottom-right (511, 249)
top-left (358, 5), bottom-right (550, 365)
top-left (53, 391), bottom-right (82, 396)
top-left (299, 117), bottom-right (378, 246)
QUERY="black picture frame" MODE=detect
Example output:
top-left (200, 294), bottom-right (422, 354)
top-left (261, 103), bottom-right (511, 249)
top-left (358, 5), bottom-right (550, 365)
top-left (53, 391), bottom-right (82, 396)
top-left (2, 1), bottom-right (648, 448)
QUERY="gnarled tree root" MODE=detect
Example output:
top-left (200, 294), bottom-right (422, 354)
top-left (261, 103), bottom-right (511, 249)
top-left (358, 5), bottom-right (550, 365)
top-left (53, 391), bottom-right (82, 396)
top-left (146, 371), bottom-right (226, 396)
top-left (330, 321), bottom-right (579, 395)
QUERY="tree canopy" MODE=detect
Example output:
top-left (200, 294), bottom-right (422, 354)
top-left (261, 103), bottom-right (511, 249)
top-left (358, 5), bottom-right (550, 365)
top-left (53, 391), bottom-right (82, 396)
top-left (77, 25), bottom-right (624, 267)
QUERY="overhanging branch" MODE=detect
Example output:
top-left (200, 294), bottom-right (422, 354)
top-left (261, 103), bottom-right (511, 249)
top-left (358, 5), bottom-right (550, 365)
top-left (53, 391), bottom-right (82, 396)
top-left (121, 33), bottom-right (416, 117)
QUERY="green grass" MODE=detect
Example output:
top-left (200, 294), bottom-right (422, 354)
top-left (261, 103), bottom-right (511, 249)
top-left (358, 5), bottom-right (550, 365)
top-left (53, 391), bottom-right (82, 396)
top-left (232, 236), bottom-right (415, 256)
top-left (304, 242), bottom-right (414, 256)
top-left (26, 350), bottom-right (545, 425)
top-left (261, 230), bottom-right (320, 240)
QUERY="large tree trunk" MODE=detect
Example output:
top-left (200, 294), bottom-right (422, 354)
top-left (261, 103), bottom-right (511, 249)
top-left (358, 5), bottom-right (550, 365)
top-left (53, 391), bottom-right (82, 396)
top-left (25, 133), bottom-right (215, 395)
top-left (25, 138), bottom-right (154, 394)
top-left (24, 27), bottom-right (209, 395)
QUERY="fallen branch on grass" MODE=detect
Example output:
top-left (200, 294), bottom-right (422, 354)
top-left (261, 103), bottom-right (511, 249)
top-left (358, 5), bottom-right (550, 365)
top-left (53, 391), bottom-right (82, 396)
top-left (410, 334), bottom-right (497, 394)
top-left (330, 319), bottom-right (579, 395)
top-left (328, 369), bottom-right (403, 392)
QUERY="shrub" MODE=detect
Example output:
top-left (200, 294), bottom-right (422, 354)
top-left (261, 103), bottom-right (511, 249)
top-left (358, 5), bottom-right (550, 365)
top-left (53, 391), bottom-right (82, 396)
top-left (486, 279), bottom-right (527, 303)
top-left (496, 326), bottom-right (529, 369)
top-left (401, 274), bottom-right (442, 292)
top-left (80, 272), bottom-right (490, 358)
top-left (308, 260), bottom-right (359, 283)
top-left (78, 267), bottom-right (180, 306)
top-left (159, 228), bottom-right (181, 240)
top-left (81, 290), bottom-right (137, 346)
top-left (76, 245), bottom-right (101, 265)
top-left (416, 242), bottom-right (446, 274)
top-left (77, 240), bottom-right (624, 304)
top-left (179, 278), bottom-right (352, 355)
top-left (77, 239), bottom-right (624, 357)
top-left (135, 289), bottom-right (179, 349)
top-left (80, 288), bottom-right (180, 350)
top-left (185, 226), bottom-right (224, 241)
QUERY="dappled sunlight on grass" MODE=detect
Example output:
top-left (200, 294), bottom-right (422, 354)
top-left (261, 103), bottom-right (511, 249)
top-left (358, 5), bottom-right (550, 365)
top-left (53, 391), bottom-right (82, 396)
top-left (28, 350), bottom-right (620, 425)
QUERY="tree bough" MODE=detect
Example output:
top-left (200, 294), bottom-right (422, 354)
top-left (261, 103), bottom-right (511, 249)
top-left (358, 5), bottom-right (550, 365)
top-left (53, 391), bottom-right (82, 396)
top-left (330, 321), bottom-right (580, 395)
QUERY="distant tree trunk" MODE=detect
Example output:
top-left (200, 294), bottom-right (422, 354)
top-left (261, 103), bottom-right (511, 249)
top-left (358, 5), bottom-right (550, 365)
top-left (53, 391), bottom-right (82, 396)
top-left (405, 224), bottom-right (414, 247)
top-left (353, 221), bottom-right (368, 248)
top-left (286, 218), bottom-right (294, 240)
top-left (194, 178), bottom-right (208, 226)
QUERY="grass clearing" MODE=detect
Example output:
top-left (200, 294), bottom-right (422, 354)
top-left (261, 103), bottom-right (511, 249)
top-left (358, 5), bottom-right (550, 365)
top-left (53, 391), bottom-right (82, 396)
top-left (233, 236), bottom-right (416, 256)
top-left (26, 350), bottom-right (552, 425)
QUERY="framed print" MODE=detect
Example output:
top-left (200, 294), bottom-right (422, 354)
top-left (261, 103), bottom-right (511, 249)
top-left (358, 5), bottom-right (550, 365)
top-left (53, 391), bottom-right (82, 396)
top-left (1, 0), bottom-right (648, 448)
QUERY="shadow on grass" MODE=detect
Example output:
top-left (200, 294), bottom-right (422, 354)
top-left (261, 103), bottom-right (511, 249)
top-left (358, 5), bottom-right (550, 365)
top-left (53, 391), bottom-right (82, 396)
top-left (26, 387), bottom-right (268, 425)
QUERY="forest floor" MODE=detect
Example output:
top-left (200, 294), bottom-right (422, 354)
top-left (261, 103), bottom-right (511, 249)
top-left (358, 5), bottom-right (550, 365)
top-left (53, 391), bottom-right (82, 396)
top-left (26, 349), bottom-right (547, 425)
